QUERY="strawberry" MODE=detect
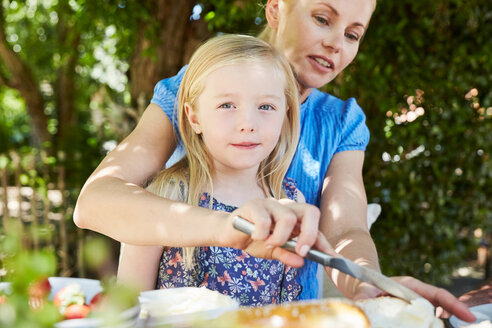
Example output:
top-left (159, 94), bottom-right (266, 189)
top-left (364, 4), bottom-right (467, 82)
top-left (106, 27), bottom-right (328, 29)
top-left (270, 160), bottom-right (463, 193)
top-left (0, 295), bottom-right (6, 304)
top-left (29, 277), bottom-right (51, 299)
top-left (89, 291), bottom-right (104, 309)
top-left (64, 304), bottom-right (91, 319)
top-left (28, 277), bottom-right (51, 309)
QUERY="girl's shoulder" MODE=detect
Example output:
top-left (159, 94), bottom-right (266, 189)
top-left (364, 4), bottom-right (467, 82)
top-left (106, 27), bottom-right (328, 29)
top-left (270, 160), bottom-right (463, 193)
top-left (282, 177), bottom-right (299, 201)
top-left (146, 160), bottom-right (189, 201)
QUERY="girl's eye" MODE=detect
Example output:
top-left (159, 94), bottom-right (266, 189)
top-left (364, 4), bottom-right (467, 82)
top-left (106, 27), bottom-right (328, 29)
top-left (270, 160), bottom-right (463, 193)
top-left (259, 104), bottom-right (275, 111)
top-left (219, 103), bottom-right (234, 109)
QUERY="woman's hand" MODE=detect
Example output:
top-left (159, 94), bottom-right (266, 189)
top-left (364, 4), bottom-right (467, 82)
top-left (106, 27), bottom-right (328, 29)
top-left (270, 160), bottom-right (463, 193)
top-left (353, 276), bottom-right (476, 323)
top-left (219, 198), bottom-right (336, 267)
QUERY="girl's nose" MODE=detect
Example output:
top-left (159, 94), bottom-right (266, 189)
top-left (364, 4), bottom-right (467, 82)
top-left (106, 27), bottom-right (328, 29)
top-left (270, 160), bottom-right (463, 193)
top-left (237, 110), bottom-right (257, 133)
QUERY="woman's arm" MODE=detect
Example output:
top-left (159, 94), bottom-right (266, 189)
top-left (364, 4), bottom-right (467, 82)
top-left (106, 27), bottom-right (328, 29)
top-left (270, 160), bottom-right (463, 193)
top-left (318, 151), bottom-right (475, 322)
top-left (319, 150), bottom-right (380, 298)
top-left (117, 244), bottom-right (163, 291)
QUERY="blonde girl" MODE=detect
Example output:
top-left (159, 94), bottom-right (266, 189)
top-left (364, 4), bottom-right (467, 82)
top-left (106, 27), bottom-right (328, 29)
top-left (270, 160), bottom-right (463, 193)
top-left (117, 34), bottom-right (312, 305)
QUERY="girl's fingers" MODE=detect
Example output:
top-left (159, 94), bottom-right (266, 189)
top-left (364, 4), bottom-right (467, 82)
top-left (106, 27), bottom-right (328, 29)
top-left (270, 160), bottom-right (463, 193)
top-left (233, 200), bottom-right (273, 241)
top-left (231, 198), bottom-right (322, 260)
top-left (313, 231), bottom-right (338, 257)
top-left (277, 199), bottom-right (320, 256)
top-left (263, 201), bottom-right (299, 247)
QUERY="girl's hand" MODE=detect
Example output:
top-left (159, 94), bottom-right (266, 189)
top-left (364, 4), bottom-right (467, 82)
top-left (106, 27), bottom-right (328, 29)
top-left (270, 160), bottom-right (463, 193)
top-left (353, 276), bottom-right (476, 323)
top-left (219, 198), bottom-right (336, 267)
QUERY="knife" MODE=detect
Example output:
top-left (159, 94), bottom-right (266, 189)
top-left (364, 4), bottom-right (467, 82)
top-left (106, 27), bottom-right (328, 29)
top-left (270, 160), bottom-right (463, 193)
top-left (232, 215), bottom-right (423, 304)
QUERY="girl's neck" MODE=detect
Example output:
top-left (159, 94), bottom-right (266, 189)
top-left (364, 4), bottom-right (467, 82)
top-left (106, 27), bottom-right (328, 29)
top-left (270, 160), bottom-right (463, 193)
top-left (209, 167), bottom-right (265, 207)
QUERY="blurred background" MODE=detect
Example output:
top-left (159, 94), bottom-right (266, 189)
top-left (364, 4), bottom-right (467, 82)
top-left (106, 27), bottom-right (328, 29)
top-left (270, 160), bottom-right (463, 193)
top-left (0, 0), bottom-right (490, 294)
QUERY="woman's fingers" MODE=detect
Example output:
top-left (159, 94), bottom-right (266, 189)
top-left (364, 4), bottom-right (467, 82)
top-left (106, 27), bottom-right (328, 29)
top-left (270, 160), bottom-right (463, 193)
top-left (392, 276), bottom-right (476, 323)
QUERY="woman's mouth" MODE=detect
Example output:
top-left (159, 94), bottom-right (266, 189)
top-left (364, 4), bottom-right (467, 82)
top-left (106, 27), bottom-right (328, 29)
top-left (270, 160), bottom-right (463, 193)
top-left (309, 56), bottom-right (335, 71)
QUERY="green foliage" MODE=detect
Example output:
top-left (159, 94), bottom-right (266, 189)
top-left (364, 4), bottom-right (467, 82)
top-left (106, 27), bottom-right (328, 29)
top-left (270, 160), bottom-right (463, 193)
top-left (324, 0), bottom-right (492, 283)
top-left (201, 0), bottom-right (265, 34)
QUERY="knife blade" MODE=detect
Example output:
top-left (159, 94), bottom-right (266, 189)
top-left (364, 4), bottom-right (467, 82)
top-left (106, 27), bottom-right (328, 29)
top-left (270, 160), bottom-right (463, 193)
top-left (232, 215), bottom-right (422, 303)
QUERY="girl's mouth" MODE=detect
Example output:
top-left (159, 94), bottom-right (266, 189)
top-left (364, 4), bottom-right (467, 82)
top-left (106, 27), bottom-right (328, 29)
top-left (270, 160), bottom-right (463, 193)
top-left (231, 143), bottom-right (260, 149)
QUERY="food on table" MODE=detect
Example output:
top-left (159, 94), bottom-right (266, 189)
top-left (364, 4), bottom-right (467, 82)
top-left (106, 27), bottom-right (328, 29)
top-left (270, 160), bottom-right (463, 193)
top-left (356, 296), bottom-right (443, 328)
top-left (53, 282), bottom-right (86, 316)
top-left (210, 299), bottom-right (370, 328)
top-left (28, 277), bottom-right (52, 308)
top-left (64, 303), bottom-right (91, 320)
top-left (88, 291), bottom-right (103, 309)
top-left (464, 321), bottom-right (492, 328)
top-left (139, 286), bottom-right (238, 318)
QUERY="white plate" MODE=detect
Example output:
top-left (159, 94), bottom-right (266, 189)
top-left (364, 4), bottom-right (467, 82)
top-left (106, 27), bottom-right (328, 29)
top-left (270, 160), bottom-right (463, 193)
top-left (449, 303), bottom-right (492, 327)
top-left (49, 277), bottom-right (139, 328)
top-left (139, 287), bottom-right (239, 327)
top-left (48, 277), bottom-right (102, 304)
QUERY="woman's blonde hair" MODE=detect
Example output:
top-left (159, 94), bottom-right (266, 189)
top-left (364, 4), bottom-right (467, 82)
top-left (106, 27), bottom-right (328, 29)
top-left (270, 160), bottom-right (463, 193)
top-left (258, 0), bottom-right (377, 44)
top-left (147, 34), bottom-right (300, 268)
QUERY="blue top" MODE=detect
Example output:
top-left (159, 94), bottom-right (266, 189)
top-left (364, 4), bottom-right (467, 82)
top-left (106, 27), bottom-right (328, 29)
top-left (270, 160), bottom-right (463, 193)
top-left (156, 178), bottom-right (302, 306)
top-left (151, 66), bottom-right (370, 299)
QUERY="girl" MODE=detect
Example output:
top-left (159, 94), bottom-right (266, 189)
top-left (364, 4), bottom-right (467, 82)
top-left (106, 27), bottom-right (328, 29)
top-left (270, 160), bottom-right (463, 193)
top-left (76, 0), bottom-right (475, 321)
top-left (117, 34), bottom-right (318, 305)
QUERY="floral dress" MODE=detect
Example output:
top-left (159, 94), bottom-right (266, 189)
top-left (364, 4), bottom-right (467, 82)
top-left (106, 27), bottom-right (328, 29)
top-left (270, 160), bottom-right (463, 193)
top-left (155, 178), bottom-right (302, 306)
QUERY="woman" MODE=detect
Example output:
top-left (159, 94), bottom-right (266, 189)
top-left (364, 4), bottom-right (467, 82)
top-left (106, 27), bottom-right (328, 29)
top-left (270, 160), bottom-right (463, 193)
top-left (74, 0), bottom-right (474, 321)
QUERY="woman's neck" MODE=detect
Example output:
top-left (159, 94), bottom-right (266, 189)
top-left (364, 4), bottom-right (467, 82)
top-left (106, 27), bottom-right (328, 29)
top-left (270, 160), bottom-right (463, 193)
top-left (298, 84), bottom-right (312, 103)
top-left (210, 167), bottom-right (265, 207)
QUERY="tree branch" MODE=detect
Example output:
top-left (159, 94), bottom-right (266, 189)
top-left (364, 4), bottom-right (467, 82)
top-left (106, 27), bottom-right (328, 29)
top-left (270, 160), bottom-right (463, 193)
top-left (0, 4), bottom-right (50, 145)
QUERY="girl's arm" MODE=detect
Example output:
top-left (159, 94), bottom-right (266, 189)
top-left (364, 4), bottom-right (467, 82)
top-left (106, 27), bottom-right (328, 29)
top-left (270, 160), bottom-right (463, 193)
top-left (117, 244), bottom-right (163, 291)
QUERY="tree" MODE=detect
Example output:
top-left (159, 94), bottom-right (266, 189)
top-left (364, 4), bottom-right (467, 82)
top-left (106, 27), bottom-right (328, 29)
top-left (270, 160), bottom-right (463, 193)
top-left (0, 3), bottom-right (50, 146)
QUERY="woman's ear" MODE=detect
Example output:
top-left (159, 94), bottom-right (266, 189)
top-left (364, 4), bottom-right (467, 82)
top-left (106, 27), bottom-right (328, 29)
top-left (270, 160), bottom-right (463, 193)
top-left (265, 0), bottom-right (280, 30)
top-left (185, 103), bottom-right (202, 134)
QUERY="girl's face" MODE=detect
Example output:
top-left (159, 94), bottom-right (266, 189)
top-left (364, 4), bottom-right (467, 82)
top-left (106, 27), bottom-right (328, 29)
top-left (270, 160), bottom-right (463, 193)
top-left (267, 0), bottom-right (374, 100)
top-left (186, 61), bottom-right (288, 175)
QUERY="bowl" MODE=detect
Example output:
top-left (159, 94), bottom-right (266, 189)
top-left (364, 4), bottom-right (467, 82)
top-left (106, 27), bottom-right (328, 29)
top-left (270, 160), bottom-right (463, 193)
top-left (49, 277), bottom-right (139, 328)
top-left (139, 287), bottom-right (239, 327)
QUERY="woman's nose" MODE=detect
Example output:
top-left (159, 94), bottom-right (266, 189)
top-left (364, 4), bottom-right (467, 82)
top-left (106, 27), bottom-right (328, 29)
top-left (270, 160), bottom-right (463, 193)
top-left (322, 31), bottom-right (343, 53)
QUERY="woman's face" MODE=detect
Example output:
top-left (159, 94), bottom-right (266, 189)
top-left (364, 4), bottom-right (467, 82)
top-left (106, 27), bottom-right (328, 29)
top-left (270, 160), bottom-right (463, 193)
top-left (267, 0), bottom-right (374, 99)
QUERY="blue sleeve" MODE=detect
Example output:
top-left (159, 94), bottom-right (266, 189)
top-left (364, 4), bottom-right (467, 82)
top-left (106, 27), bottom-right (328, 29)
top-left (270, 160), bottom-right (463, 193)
top-left (150, 66), bottom-right (188, 167)
top-left (335, 98), bottom-right (370, 153)
top-left (150, 66), bottom-right (187, 138)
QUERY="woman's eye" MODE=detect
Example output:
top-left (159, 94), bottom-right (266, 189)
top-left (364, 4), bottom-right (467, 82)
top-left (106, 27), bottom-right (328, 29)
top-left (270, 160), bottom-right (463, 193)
top-left (259, 104), bottom-right (275, 111)
top-left (314, 16), bottom-right (329, 25)
top-left (219, 103), bottom-right (234, 109)
top-left (345, 33), bottom-right (360, 41)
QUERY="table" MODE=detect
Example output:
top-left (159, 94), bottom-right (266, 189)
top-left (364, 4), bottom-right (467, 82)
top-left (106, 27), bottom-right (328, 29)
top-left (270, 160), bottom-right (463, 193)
top-left (458, 278), bottom-right (492, 307)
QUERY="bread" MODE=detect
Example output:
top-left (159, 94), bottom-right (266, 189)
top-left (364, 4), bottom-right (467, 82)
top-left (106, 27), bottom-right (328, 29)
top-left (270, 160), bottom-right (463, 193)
top-left (356, 296), bottom-right (444, 328)
top-left (211, 299), bottom-right (370, 328)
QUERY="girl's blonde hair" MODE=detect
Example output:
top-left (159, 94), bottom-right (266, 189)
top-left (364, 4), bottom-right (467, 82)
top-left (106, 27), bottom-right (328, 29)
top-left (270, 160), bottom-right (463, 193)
top-left (147, 34), bottom-right (300, 268)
